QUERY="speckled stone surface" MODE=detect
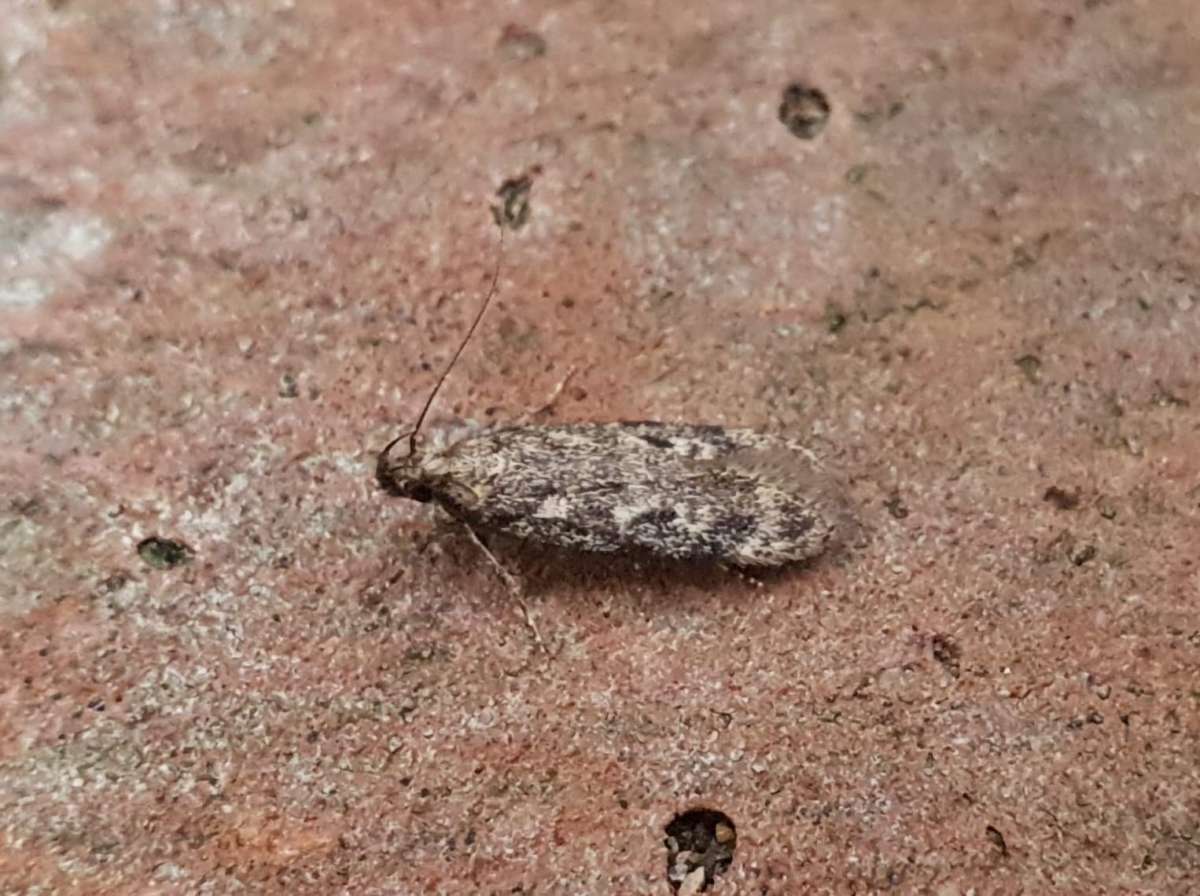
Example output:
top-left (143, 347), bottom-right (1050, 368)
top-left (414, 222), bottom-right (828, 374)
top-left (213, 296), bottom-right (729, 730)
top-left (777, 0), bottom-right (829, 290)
top-left (2, 1), bottom-right (1198, 893)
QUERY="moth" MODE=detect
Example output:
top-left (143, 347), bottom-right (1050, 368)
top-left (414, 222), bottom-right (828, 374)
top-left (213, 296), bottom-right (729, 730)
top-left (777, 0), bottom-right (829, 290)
top-left (376, 241), bottom-right (844, 567)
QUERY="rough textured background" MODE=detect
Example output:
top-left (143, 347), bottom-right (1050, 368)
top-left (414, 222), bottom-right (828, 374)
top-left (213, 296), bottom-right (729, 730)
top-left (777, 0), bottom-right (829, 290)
top-left (2, 1), bottom-right (1198, 893)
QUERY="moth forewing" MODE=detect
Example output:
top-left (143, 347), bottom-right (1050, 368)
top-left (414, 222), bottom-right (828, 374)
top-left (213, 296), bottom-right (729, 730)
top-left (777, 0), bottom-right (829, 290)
top-left (378, 421), bottom-right (843, 567)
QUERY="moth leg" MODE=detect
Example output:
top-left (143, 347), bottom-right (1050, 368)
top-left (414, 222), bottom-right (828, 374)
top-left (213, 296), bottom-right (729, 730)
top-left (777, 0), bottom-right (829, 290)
top-left (517, 365), bottom-right (577, 424)
top-left (461, 523), bottom-right (546, 651)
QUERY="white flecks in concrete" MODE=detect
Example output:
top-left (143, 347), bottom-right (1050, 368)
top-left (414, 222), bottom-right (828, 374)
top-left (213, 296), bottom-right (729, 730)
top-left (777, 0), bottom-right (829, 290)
top-left (55, 214), bottom-right (111, 261)
top-left (0, 10), bottom-right (46, 69)
top-left (0, 209), bottom-right (112, 309)
top-left (0, 277), bottom-right (48, 308)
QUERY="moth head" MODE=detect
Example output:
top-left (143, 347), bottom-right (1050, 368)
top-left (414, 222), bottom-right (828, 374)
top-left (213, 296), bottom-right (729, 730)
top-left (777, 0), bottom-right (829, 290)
top-left (376, 431), bottom-right (437, 502)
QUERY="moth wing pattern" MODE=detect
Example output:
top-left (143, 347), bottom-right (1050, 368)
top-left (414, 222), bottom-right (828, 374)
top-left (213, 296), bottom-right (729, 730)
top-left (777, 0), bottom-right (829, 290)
top-left (423, 421), bottom-right (843, 566)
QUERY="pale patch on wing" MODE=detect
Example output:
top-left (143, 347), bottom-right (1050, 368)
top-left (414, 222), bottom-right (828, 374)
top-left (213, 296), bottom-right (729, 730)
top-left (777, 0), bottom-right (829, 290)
top-left (535, 494), bottom-right (573, 519)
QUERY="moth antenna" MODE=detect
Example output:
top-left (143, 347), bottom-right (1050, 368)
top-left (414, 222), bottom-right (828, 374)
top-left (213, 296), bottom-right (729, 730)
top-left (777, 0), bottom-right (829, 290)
top-left (407, 224), bottom-right (505, 456)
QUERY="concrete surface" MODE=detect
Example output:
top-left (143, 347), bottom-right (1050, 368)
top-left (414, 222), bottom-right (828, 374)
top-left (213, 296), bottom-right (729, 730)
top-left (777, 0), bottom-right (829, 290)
top-left (1, 1), bottom-right (1198, 893)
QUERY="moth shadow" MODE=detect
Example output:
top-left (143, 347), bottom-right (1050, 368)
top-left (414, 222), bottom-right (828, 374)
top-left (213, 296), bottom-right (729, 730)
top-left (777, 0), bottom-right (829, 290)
top-left (448, 524), bottom-right (836, 601)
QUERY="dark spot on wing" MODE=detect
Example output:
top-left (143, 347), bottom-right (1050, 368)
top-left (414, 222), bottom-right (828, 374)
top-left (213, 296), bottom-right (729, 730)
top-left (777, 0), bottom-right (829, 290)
top-left (586, 481), bottom-right (628, 494)
top-left (520, 480), bottom-right (560, 499)
top-left (625, 507), bottom-right (688, 557)
top-left (675, 512), bottom-right (760, 561)
top-left (639, 433), bottom-right (673, 449)
top-left (630, 507), bottom-right (678, 528)
top-left (713, 513), bottom-right (757, 540)
top-left (778, 510), bottom-right (815, 541)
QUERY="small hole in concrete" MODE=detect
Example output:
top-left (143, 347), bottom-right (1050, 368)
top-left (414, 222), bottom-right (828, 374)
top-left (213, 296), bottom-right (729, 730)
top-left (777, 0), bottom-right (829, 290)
top-left (496, 23), bottom-right (548, 61)
top-left (492, 173), bottom-right (534, 230)
top-left (136, 536), bottom-right (192, 569)
top-left (664, 808), bottom-right (737, 892)
top-left (778, 82), bottom-right (831, 139)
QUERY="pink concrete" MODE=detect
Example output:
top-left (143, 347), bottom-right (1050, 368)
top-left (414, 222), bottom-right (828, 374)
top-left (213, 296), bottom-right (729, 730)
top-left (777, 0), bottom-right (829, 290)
top-left (1, 1), bottom-right (1198, 893)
